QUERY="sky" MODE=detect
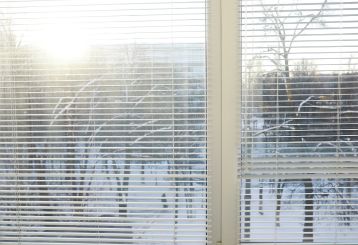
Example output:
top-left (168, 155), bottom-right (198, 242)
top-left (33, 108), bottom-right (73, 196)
top-left (0, 0), bottom-right (206, 61)
top-left (242, 0), bottom-right (358, 74)
top-left (2, 0), bottom-right (358, 71)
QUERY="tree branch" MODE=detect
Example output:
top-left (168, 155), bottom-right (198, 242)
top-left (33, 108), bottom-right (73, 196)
top-left (288, 0), bottom-right (328, 53)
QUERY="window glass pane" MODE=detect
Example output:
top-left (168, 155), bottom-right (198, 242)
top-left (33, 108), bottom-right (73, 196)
top-left (0, 1), bottom-right (208, 244)
top-left (241, 0), bottom-right (358, 243)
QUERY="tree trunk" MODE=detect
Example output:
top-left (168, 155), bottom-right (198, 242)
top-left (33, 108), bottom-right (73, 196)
top-left (275, 181), bottom-right (284, 227)
top-left (244, 179), bottom-right (251, 239)
top-left (259, 180), bottom-right (263, 215)
top-left (303, 178), bottom-right (314, 243)
top-left (283, 52), bottom-right (292, 101)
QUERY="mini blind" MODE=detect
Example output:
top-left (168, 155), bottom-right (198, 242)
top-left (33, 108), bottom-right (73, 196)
top-left (241, 0), bottom-right (358, 243)
top-left (0, 0), bottom-right (208, 244)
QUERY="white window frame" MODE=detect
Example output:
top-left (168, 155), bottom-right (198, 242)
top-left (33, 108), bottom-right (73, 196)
top-left (208, 0), bottom-right (239, 244)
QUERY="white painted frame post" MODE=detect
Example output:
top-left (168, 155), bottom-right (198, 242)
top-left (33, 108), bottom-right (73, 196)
top-left (207, 0), bottom-right (223, 243)
top-left (221, 0), bottom-right (239, 243)
top-left (208, 0), bottom-right (239, 244)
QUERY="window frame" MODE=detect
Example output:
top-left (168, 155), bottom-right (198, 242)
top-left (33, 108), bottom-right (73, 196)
top-left (208, 0), bottom-right (239, 243)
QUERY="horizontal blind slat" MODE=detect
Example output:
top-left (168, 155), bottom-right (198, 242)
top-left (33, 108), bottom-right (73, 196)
top-left (0, 0), bottom-right (208, 243)
top-left (241, 0), bottom-right (358, 243)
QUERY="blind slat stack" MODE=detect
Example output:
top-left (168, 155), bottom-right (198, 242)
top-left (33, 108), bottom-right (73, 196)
top-left (241, 0), bottom-right (358, 243)
top-left (0, 0), bottom-right (208, 244)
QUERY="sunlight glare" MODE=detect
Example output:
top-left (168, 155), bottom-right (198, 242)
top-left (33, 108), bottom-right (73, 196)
top-left (38, 23), bottom-right (90, 62)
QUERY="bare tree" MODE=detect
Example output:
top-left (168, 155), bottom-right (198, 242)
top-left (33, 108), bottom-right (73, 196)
top-left (261, 0), bottom-right (328, 100)
top-left (255, 2), bottom-right (329, 242)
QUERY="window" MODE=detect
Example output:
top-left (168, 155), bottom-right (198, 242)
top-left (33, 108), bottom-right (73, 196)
top-left (5, 0), bottom-right (358, 244)
top-left (241, 0), bottom-right (358, 243)
top-left (0, 1), bottom-right (208, 244)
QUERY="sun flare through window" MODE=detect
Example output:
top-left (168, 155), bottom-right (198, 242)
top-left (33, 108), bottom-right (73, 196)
top-left (0, 0), bottom-right (208, 244)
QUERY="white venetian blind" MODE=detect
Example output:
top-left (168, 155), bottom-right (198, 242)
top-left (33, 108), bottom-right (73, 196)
top-left (0, 0), bottom-right (208, 244)
top-left (241, 0), bottom-right (358, 243)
